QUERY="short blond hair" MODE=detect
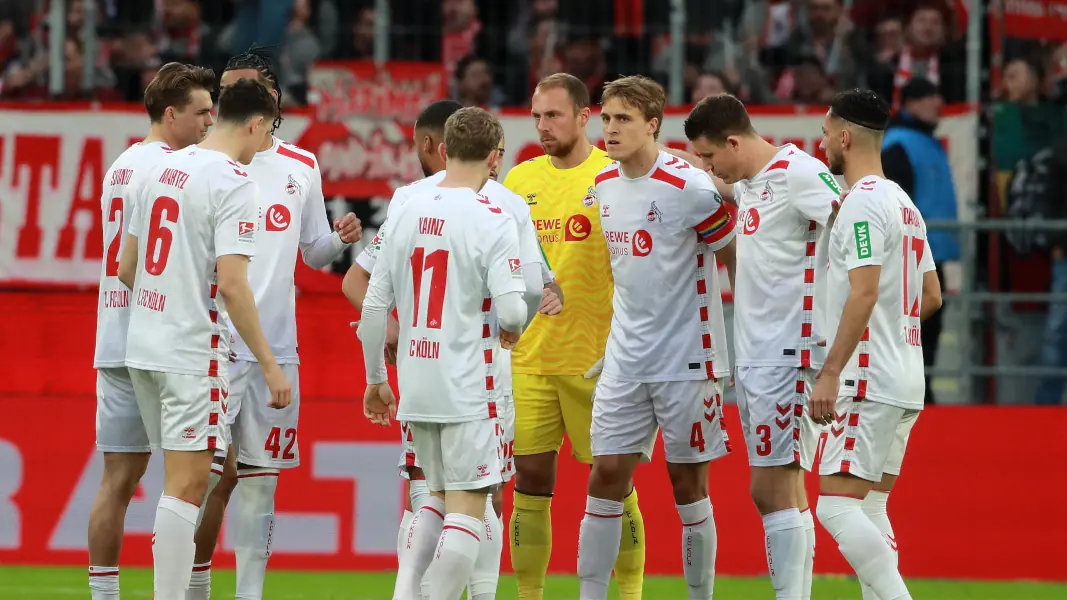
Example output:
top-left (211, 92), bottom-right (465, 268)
top-left (443, 107), bottom-right (504, 162)
top-left (601, 75), bottom-right (666, 139)
top-left (535, 73), bottom-right (591, 111)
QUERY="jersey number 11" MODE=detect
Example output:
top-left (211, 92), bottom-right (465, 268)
top-left (410, 247), bottom-right (449, 329)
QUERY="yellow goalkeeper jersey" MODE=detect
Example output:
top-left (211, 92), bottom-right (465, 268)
top-left (503, 147), bottom-right (614, 375)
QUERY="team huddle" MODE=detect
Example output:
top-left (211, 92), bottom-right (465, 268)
top-left (88, 53), bottom-right (939, 600)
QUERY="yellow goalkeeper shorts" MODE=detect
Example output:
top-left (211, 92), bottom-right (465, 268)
top-left (512, 373), bottom-right (596, 464)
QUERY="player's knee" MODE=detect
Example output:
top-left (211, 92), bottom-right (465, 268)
top-left (665, 462), bottom-right (708, 505)
top-left (100, 453), bottom-right (150, 501)
top-left (513, 453), bottom-right (557, 495)
top-left (588, 457), bottom-right (635, 500)
top-left (749, 469), bottom-right (795, 515)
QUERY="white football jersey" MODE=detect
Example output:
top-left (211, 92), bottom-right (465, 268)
top-left (363, 186), bottom-right (526, 422)
top-left (228, 137), bottom-right (343, 364)
top-left (94, 141), bottom-right (173, 368)
top-left (357, 170), bottom-right (548, 396)
top-left (732, 144), bottom-right (837, 369)
top-left (595, 151), bottom-right (735, 382)
top-left (124, 147), bottom-right (260, 376)
top-left (824, 176), bottom-right (934, 411)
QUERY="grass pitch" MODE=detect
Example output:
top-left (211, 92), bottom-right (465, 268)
top-left (2, 566), bottom-right (1065, 599)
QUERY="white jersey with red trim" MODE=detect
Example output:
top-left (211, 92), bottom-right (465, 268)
top-left (824, 176), bottom-right (933, 411)
top-left (228, 137), bottom-right (343, 364)
top-left (357, 170), bottom-right (548, 396)
top-left (595, 151), bottom-right (736, 382)
top-left (124, 146), bottom-right (260, 376)
top-left (363, 186), bottom-right (527, 423)
top-left (94, 141), bottom-right (173, 368)
top-left (732, 144), bottom-right (837, 368)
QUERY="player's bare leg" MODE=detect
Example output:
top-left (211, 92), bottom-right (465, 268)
top-left (751, 464), bottom-right (808, 599)
top-left (666, 461), bottom-right (718, 600)
top-left (423, 488), bottom-right (494, 600)
top-left (87, 451), bottom-right (150, 599)
top-left (816, 474), bottom-right (911, 600)
top-left (796, 471), bottom-right (815, 600)
top-left (187, 450), bottom-right (238, 600)
top-left (859, 473), bottom-right (898, 600)
top-left (155, 449), bottom-right (214, 600)
top-left (467, 486), bottom-right (506, 600)
top-left (579, 453), bottom-right (642, 600)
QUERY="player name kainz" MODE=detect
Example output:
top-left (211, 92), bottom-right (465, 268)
top-left (410, 337), bottom-right (440, 359)
top-left (158, 168), bottom-right (190, 190)
top-left (136, 288), bottom-right (167, 313)
top-left (418, 217), bottom-right (445, 237)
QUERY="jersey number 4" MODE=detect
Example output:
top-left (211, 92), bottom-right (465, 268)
top-left (144, 196), bottom-right (180, 275)
top-left (902, 235), bottom-right (926, 317)
top-left (410, 247), bottom-right (449, 328)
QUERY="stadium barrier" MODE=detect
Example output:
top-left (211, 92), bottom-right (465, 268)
top-left (0, 291), bottom-right (1063, 582)
top-left (0, 103), bottom-right (977, 288)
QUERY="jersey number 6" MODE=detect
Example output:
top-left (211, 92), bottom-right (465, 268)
top-left (410, 247), bottom-right (449, 329)
top-left (145, 196), bottom-right (180, 276)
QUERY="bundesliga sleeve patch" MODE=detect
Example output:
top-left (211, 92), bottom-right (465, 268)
top-left (508, 258), bottom-right (522, 273)
top-left (238, 221), bottom-right (256, 242)
top-left (853, 220), bottom-right (871, 259)
top-left (819, 172), bottom-right (842, 195)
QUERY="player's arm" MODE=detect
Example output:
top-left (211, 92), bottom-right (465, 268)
top-left (299, 163), bottom-right (359, 268)
top-left (484, 220), bottom-right (529, 347)
top-left (919, 237), bottom-right (942, 321)
top-left (791, 166), bottom-right (839, 227)
top-left (216, 180), bottom-right (291, 408)
top-left (116, 188), bottom-right (146, 289)
top-left (357, 244), bottom-right (395, 386)
top-left (688, 175), bottom-right (738, 290)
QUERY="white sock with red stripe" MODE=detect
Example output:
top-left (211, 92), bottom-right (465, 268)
top-left (233, 467), bottom-right (279, 600)
top-left (185, 562), bottom-right (212, 600)
top-left (424, 513), bottom-right (482, 600)
top-left (677, 498), bottom-right (717, 600)
top-left (394, 495), bottom-right (445, 600)
top-left (816, 495), bottom-right (911, 600)
top-left (88, 566), bottom-right (120, 599)
top-left (577, 496), bottom-right (623, 600)
top-left (860, 491), bottom-right (896, 600)
top-left (762, 508), bottom-right (806, 599)
top-left (468, 495), bottom-right (503, 600)
top-left (800, 508), bottom-right (816, 600)
top-left (153, 495), bottom-right (199, 600)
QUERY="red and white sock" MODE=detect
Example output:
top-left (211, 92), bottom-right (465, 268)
top-left (677, 498), bottom-right (717, 600)
top-left (424, 513), bottom-right (482, 600)
top-left (800, 507), bottom-right (816, 600)
top-left (817, 495), bottom-right (911, 600)
top-left (762, 508), bottom-right (806, 600)
top-left (394, 495), bottom-right (445, 600)
top-left (153, 495), bottom-right (199, 600)
top-left (577, 496), bottom-right (624, 600)
top-left (860, 491), bottom-right (896, 600)
top-left (88, 565), bottom-right (120, 600)
top-left (185, 561), bottom-right (212, 600)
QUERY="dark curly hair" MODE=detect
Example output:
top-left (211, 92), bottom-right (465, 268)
top-left (224, 45), bottom-right (283, 133)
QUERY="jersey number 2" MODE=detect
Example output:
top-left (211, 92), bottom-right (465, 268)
top-left (902, 235), bottom-right (925, 317)
top-left (105, 198), bottom-right (123, 276)
top-left (410, 247), bottom-right (449, 328)
top-left (145, 196), bottom-right (180, 275)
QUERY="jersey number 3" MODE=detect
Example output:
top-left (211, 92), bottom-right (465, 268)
top-left (410, 247), bottom-right (449, 328)
top-left (902, 235), bottom-right (925, 317)
top-left (145, 196), bottom-right (180, 276)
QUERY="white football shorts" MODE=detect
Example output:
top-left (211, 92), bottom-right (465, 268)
top-left (398, 397), bottom-right (514, 482)
top-left (591, 376), bottom-right (730, 464)
top-left (409, 419), bottom-right (502, 493)
top-left (219, 360), bottom-right (301, 469)
top-left (820, 396), bottom-right (920, 482)
top-left (95, 367), bottom-right (151, 453)
top-left (735, 366), bottom-right (823, 471)
top-left (128, 368), bottom-right (229, 453)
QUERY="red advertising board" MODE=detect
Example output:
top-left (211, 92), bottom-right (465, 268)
top-left (0, 291), bottom-right (1064, 581)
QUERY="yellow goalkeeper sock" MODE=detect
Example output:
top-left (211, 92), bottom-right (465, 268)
top-left (614, 487), bottom-right (647, 599)
top-left (510, 491), bottom-right (553, 600)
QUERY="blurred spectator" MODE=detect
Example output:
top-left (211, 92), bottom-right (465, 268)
top-left (442, 0), bottom-right (481, 75)
top-left (561, 35), bottom-right (608, 104)
top-left (867, 3), bottom-right (966, 106)
top-left (453, 54), bottom-right (505, 108)
top-left (690, 71), bottom-right (729, 103)
top-left (156, 0), bottom-right (208, 63)
top-left (506, 0), bottom-right (559, 58)
top-left (1000, 58), bottom-right (1043, 104)
top-left (227, 0), bottom-right (293, 58)
top-left (335, 5), bottom-right (375, 60)
top-left (110, 27), bottom-right (161, 101)
top-left (1035, 137), bottom-right (1067, 405)
top-left (737, 0), bottom-right (801, 74)
top-left (881, 77), bottom-right (958, 404)
top-left (4, 36), bottom-right (118, 100)
top-left (872, 15), bottom-right (904, 66)
top-left (279, 0), bottom-right (319, 106)
top-left (785, 0), bottom-right (866, 89)
top-left (776, 54), bottom-right (835, 104)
